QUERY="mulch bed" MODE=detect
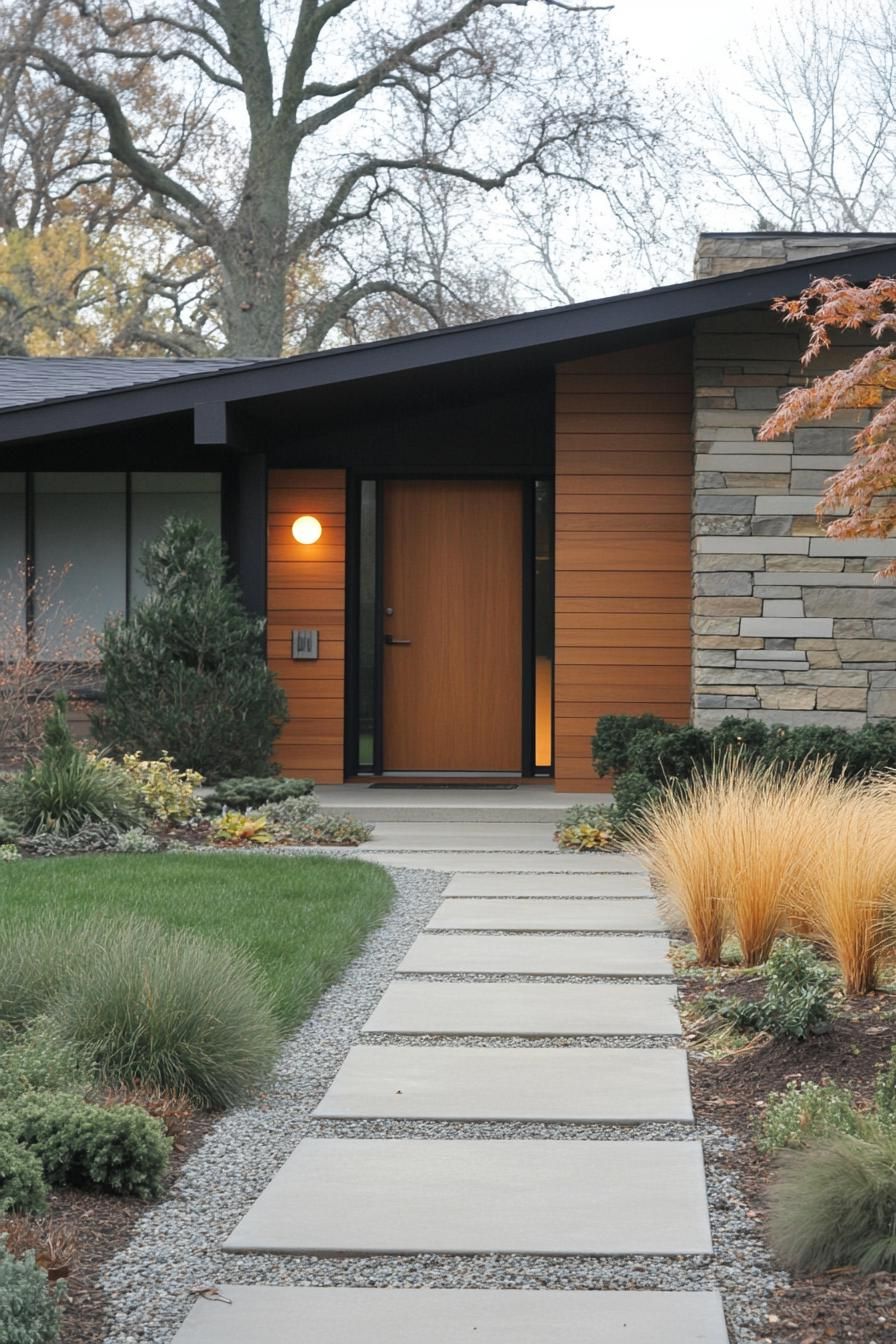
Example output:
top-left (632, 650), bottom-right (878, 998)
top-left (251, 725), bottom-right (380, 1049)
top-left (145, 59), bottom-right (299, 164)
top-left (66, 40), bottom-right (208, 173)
top-left (2, 1111), bottom-right (216, 1344)
top-left (681, 975), bottom-right (896, 1344)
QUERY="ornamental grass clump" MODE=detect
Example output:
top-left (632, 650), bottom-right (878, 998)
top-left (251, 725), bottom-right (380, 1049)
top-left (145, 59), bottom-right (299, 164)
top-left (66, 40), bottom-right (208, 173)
top-left (768, 1131), bottom-right (896, 1274)
top-left (56, 918), bottom-right (280, 1108)
top-left (803, 781), bottom-right (896, 995)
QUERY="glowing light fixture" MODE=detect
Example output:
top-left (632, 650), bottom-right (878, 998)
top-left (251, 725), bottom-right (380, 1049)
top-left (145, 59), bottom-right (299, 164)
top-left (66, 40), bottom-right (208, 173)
top-left (292, 514), bottom-right (322, 545)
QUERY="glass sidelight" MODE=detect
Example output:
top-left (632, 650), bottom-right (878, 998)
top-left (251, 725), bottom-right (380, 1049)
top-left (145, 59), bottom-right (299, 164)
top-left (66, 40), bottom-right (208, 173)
top-left (533, 479), bottom-right (554, 771)
top-left (357, 480), bottom-right (377, 770)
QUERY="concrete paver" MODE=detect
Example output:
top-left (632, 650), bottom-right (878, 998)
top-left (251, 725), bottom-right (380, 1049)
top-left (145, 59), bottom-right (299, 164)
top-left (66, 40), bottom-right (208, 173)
top-left (444, 872), bottom-right (653, 897)
top-left (172, 1285), bottom-right (729, 1343)
top-left (428, 897), bottom-right (665, 932)
top-left (362, 980), bottom-right (681, 1037)
top-left (314, 1045), bottom-right (693, 1122)
top-left (398, 932), bottom-right (672, 977)
top-left (223, 1138), bottom-right (713, 1256)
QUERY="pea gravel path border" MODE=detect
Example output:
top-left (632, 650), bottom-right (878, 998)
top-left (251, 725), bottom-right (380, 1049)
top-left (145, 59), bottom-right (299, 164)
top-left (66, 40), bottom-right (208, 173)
top-left (100, 864), bottom-right (784, 1344)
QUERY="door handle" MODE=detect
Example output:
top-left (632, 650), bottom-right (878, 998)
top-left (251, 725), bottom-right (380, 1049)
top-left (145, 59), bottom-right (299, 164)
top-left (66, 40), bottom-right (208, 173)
top-left (384, 634), bottom-right (412, 645)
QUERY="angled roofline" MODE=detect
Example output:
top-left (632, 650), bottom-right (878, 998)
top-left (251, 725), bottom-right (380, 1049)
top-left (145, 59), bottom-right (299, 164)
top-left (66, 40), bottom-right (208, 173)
top-left (2, 239), bottom-right (896, 444)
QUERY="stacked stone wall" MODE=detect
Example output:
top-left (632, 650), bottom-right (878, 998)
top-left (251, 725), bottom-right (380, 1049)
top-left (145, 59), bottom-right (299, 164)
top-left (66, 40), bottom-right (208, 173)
top-left (692, 310), bottom-right (896, 727)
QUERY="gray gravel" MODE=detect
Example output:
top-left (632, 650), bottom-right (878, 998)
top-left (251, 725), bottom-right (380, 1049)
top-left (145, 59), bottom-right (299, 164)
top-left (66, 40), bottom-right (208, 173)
top-left (100, 861), bottom-right (784, 1344)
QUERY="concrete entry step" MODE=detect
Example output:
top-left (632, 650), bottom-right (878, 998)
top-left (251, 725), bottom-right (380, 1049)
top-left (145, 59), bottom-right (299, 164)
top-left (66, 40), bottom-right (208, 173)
top-left (350, 853), bottom-right (647, 872)
top-left (444, 872), bottom-right (653, 898)
top-left (428, 898), bottom-right (665, 932)
top-left (362, 981), bottom-right (681, 1037)
top-left (172, 1286), bottom-right (729, 1343)
top-left (224, 1138), bottom-right (712, 1256)
top-left (398, 932), bottom-right (672, 976)
top-left (362, 823), bottom-right (560, 851)
top-left (314, 1045), bottom-right (693, 1122)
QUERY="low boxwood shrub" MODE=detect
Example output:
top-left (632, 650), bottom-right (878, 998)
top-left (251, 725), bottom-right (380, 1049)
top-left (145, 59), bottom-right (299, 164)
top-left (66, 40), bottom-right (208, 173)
top-left (206, 776), bottom-right (314, 811)
top-left (768, 1132), bottom-right (896, 1273)
top-left (709, 937), bottom-right (835, 1041)
top-left (592, 713), bottom-right (673, 776)
top-left (0, 1236), bottom-right (64, 1343)
top-left (593, 712), bottom-right (896, 799)
top-left (2, 1094), bottom-right (170, 1200)
top-left (0, 1133), bottom-right (48, 1215)
top-left (57, 918), bottom-right (280, 1108)
top-left (757, 1079), bottom-right (864, 1154)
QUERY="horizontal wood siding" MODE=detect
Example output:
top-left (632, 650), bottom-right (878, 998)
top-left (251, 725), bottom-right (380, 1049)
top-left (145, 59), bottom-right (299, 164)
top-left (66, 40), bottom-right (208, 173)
top-left (554, 338), bottom-right (693, 791)
top-left (267, 469), bottom-right (346, 782)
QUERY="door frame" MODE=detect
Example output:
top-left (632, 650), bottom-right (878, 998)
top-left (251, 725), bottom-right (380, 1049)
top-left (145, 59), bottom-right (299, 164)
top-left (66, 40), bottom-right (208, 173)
top-left (343, 472), bottom-right (552, 779)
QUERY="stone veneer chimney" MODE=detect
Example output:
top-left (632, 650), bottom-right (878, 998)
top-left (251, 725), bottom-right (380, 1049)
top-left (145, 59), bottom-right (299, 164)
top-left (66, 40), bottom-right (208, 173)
top-left (694, 231), bottom-right (896, 280)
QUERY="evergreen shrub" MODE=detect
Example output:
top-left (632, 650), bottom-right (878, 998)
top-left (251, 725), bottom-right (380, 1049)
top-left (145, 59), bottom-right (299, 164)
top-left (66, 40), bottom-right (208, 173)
top-left (96, 518), bottom-right (287, 778)
top-left (0, 1236), bottom-right (64, 1344)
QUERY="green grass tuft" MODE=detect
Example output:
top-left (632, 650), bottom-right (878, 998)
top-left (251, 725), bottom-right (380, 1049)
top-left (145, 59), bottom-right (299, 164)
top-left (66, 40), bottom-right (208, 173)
top-left (768, 1132), bottom-right (896, 1273)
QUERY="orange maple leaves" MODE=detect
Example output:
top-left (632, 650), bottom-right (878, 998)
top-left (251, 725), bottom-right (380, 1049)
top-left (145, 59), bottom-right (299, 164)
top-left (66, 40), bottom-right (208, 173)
top-left (758, 275), bottom-right (896, 574)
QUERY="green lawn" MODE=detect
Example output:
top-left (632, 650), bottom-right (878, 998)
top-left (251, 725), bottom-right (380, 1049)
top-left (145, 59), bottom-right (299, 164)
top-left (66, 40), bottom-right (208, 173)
top-left (0, 853), bottom-right (394, 1030)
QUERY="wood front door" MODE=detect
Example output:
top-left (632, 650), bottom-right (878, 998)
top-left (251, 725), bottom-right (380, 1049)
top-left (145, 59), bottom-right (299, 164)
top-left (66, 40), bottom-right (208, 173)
top-left (382, 479), bottom-right (523, 772)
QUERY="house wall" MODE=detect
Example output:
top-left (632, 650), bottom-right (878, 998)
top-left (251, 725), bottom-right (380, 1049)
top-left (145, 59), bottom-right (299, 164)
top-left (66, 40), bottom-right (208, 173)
top-left (267, 469), bottom-right (346, 781)
top-left (692, 310), bottom-right (896, 725)
top-left (553, 337), bottom-right (693, 791)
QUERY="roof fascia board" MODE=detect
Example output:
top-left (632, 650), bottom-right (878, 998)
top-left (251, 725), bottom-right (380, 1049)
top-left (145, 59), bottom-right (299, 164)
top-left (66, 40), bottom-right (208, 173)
top-left (3, 244), bottom-right (896, 445)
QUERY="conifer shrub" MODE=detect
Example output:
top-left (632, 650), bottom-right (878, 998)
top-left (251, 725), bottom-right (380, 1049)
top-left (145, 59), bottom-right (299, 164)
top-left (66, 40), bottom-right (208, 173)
top-left (0, 1135), bottom-right (47, 1215)
top-left (2, 1095), bottom-right (170, 1200)
top-left (205, 776), bottom-right (314, 810)
top-left (0, 1236), bottom-right (64, 1343)
top-left (96, 518), bottom-right (287, 778)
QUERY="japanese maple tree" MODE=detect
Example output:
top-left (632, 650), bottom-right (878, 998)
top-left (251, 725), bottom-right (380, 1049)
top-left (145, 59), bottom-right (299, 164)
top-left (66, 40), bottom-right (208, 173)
top-left (759, 275), bottom-right (896, 574)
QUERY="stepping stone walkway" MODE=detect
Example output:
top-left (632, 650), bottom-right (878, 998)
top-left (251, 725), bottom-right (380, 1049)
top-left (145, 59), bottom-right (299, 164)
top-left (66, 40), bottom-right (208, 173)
top-left (398, 931), bottom-right (673, 975)
top-left (175, 844), bottom-right (730, 1342)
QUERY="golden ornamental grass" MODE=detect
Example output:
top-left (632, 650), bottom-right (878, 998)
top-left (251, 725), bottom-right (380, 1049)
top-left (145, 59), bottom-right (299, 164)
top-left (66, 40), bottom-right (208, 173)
top-left (630, 756), bottom-right (896, 979)
top-left (809, 776), bottom-right (896, 995)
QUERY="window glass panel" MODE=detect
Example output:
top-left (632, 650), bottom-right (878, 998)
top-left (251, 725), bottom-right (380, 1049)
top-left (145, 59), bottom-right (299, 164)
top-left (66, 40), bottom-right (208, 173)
top-left (534, 479), bottom-right (553, 769)
top-left (34, 473), bottom-right (126, 658)
top-left (0, 474), bottom-right (26, 653)
top-left (129, 472), bottom-right (221, 603)
top-left (357, 481), bottom-right (377, 770)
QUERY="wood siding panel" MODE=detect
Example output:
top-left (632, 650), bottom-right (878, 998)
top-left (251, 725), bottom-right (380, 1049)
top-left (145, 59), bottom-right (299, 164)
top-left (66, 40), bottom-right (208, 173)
top-left (554, 338), bottom-right (693, 792)
top-left (267, 468), bottom-right (345, 783)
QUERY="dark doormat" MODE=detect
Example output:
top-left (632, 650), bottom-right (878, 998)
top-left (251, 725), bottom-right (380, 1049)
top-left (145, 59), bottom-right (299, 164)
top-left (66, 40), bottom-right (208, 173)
top-left (368, 782), bottom-right (520, 790)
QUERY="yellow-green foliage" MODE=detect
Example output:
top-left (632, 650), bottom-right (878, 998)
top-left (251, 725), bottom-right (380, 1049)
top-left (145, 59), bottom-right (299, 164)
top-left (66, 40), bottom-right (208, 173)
top-left (210, 811), bottom-right (274, 845)
top-left (555, 822), bottom-right (614, 851)
top-left (91, 751), bottom-right (202, 823)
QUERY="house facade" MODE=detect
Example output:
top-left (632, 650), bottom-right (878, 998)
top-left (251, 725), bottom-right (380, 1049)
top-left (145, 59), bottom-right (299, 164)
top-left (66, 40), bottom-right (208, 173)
top-left (2, 232), bottom-right (896, 790)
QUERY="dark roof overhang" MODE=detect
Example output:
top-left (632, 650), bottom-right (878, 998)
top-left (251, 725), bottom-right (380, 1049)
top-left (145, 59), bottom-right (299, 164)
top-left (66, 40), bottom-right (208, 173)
top-left (2, 241), bottom-right (896, 446)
